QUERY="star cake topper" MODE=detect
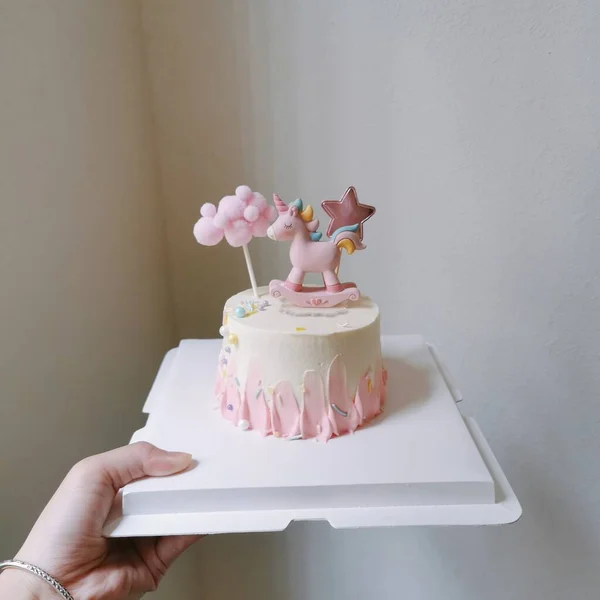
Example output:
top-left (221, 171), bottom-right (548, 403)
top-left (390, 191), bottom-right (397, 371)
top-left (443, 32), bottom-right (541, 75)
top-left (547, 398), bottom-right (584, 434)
top-left (321, 186), bottom-right (375, 241)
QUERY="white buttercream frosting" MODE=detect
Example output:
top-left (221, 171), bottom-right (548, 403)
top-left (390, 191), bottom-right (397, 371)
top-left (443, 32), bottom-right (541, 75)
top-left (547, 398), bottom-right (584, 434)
top-left (221, 287), bottom-right (382, 401)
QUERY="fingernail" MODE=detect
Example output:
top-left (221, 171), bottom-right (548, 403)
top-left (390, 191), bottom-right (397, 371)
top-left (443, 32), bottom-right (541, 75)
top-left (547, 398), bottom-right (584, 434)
top-left (149, 451), bottom-right (192, 476)
top-left (167, 451), bottom-right (192, 461)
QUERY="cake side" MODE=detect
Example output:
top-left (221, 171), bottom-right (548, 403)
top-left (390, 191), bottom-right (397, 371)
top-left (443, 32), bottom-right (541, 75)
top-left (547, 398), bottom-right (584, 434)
top-left (216, 288), bottom-right (386, 442)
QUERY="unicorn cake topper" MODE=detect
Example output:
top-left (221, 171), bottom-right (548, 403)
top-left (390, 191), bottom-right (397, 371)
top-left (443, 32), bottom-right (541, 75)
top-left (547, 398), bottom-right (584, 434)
top-left (267, 186), bottom-right (375, 308)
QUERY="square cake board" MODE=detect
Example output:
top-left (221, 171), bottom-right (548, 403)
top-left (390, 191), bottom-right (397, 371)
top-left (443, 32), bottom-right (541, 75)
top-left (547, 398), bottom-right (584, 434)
top-left (104, 336), bottom-right (521, 537)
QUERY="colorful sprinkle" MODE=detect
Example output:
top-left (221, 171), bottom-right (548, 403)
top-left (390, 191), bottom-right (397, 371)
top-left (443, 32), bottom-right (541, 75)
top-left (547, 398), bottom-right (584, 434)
top-left (227, 404), bottom-right (233, 411)
top-left (331, 403), bottom-right (348, 418)
top-left (227, 333), bottom-right (239, 345)
top-left (224, 346), bottom-right (231, 353)
top-left (287, 434), bottom-right (302, 441)
top-left (234, 307), bottom-right (246, 318)
top-left (235, 377), bottom-right (241, 387)
top-left (219, 325), bottom-right (228, 337)
top-left (238, 419), bottom-right (250, 431)
top-left (295, 327), bottom-right (306, 332)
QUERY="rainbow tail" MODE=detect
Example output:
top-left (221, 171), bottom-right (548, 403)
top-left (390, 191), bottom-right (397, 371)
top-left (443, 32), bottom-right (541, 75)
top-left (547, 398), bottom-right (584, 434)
top-left (334, 230), bottom-right (366, 255)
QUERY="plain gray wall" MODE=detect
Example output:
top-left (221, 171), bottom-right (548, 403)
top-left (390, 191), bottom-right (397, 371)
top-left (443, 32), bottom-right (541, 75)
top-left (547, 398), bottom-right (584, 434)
top-left (1, 1), bottom-right (599, 599)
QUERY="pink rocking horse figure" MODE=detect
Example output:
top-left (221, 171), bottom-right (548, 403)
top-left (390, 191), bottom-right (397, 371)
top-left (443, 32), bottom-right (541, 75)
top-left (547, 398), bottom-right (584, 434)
top-left (267, 188), bottom-right (375, 308)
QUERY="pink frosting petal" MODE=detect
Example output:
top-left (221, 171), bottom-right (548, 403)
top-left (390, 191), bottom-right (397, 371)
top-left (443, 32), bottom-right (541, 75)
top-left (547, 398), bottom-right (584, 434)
top-left (245, 358), bottom-right (272, 436)
top-left (272, 381), bottom-right (300, 438)
top-left (327, 355), bottom-right (359, 436)
top-left (221, 379), bottom-right (241, 423)
top-left (380, 367), bottom-right (388, 409)
top-left (214, 368), bottom-right (225, 397)
top-left (354, 384), bottom-right (364, 423)
top-left (237, 394), bottom-right (249, 428)
top-left (358, 368), bottom-right (380, 421)
top-left (301, 371), bottom-right (328, 439)
top-left (318, 409), bottom-right (333, 442)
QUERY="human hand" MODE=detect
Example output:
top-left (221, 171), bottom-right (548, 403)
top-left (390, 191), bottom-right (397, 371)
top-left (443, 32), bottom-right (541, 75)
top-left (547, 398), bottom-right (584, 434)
top-left (0, 442), bottom-right (200, 599)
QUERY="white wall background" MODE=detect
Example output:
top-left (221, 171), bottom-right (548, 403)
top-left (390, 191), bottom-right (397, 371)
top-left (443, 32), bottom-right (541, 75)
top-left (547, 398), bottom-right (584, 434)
top-left (1, 1), bottom-right (599, 599)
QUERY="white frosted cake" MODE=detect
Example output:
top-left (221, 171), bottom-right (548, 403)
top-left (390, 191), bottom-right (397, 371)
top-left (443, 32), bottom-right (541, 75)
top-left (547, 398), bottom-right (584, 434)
top-left (195, 184), bottom-right (384, 442)
top-left (216, 288), bottom-right (386, 442)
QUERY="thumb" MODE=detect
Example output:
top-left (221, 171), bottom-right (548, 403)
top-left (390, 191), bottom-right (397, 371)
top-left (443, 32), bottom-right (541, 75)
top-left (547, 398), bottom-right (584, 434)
top-left (76, 441), bottom-right (192, 491)
top-left (66, 442), bottom-right (192, 521)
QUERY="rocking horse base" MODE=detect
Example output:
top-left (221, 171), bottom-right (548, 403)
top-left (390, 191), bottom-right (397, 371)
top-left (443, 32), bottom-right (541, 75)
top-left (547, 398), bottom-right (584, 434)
top-left (269, 280), bottom-right (360, 308)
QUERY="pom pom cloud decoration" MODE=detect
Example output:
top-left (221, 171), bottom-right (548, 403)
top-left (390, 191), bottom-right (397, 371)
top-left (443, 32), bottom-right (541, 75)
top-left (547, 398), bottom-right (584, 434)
top-left (194, 185), bottom-right (276, 247)
top-left (194, 185), bottom-right (277, 297)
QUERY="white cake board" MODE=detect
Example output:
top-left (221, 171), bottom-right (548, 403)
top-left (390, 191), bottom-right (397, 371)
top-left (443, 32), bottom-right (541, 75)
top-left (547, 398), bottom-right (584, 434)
top-left (104, 336), bottom-right (521, 537)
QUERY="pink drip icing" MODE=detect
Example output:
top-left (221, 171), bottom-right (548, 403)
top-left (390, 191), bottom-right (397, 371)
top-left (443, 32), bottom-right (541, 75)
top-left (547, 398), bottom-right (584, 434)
top-left (272, 381), bottom-right (300, 438)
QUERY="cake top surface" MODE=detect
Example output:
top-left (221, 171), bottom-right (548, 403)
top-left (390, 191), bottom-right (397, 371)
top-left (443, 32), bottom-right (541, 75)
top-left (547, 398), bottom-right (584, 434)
top-left (224, 287), bottom-right (379, 336)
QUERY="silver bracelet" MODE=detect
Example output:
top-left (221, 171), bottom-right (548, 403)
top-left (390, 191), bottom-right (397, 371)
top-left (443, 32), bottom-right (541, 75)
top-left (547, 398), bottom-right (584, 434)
top-left (0, 559), bottom-right (74, 599)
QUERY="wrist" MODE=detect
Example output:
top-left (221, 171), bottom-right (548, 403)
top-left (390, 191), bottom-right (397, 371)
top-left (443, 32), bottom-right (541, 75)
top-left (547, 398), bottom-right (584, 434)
top-left (0, 568), bottom-right (54, 600)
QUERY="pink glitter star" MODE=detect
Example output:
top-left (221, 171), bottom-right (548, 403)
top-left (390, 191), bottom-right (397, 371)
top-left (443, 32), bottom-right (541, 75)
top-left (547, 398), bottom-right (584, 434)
top-left (321, 187), bottom-right (375, 241)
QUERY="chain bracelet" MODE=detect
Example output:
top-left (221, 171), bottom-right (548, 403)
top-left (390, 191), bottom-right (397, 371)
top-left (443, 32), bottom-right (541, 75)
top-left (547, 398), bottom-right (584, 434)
top-left (0, 559), bottom-right (74, 599)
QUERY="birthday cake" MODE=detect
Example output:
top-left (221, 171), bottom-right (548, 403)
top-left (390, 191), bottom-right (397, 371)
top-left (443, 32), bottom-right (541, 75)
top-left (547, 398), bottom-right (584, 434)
top-left (194, 185), bottom-right (386, 442)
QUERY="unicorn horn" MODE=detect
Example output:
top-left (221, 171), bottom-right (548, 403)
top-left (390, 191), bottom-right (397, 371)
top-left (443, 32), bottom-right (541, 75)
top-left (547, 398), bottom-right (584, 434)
top-left (273, 193), bottom-right (288, 215)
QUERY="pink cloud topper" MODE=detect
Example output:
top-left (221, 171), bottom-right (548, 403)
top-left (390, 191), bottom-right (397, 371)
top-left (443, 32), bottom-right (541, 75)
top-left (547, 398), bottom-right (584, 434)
top-left (194, 185), bottom-right (278, 248)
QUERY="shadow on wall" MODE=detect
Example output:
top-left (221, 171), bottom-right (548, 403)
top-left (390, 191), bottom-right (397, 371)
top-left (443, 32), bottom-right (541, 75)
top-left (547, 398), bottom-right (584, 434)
top-left (143, 1), bottom-right (282, 340)
top-left (145, 0), bottom-right (396, 341)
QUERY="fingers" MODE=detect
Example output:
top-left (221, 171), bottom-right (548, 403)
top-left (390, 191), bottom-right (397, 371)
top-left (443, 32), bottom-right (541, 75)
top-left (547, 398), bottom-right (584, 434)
top-left (71, 441), bottom-right (192, 492)
top-left (129, 535), bottom-right (202, 594)
top-left (155, 535), bottom-right (202, 569)
top-left (64, 442), bottom-right (192, 529)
